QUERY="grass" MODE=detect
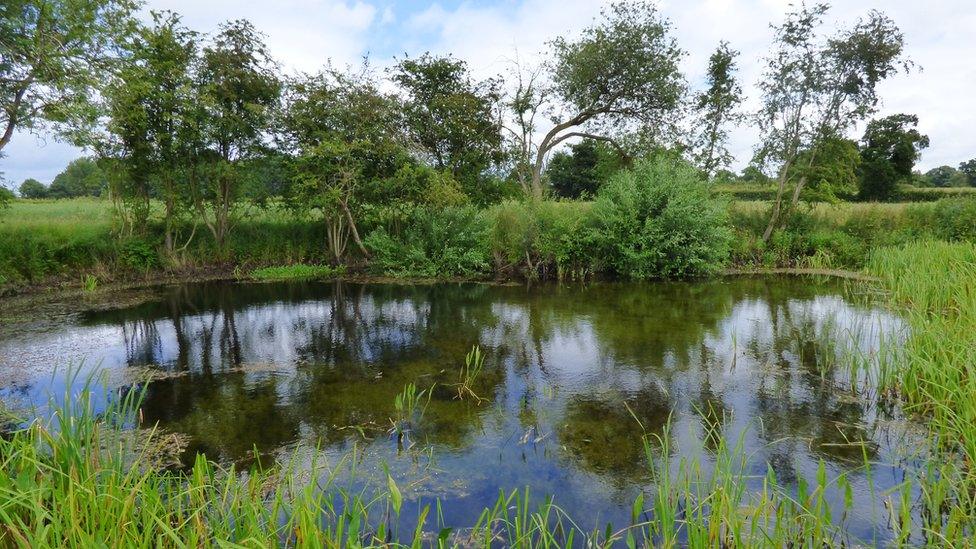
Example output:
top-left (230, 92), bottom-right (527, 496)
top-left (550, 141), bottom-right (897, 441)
top-left (250, 264), bottom-right (343, 281)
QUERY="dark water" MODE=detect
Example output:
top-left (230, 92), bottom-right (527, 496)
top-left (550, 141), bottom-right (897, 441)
top-left (0, 277), bottom-right (919, 543)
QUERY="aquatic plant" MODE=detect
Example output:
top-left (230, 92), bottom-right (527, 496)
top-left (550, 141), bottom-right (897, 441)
top-left (454, 345), bottom-right (486, 404)
top-left (390, 382), bottom-right (433, 445)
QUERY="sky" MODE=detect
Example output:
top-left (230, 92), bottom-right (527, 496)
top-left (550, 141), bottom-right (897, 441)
top-left (3, 0), bottom-right (975, 188)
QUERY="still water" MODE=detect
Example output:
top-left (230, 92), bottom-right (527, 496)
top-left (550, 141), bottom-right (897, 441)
top-left (0, 277), bottom-right (919, 543)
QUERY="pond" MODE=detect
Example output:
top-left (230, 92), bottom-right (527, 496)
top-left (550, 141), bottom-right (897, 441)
top-left (0, 276), bottom-right (921, 544)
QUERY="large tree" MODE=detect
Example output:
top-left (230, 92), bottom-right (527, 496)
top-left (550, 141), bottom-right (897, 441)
top-left (857, 113), bottom-right (928, 201)
top-left (195, 19), bottom-right (280, 250)
top-left (391, 54), bottom-right (503, 203)
top-left (281, 68), bottom-right (406, 262)
top-left (101, 11), bottom-right (200, 249)
top-left (691, 41), bottom-right (744, 179)
top-left (506, 1), bottom-right (684, 198)
top-left (755, 3), bottom-right (910, 241)
top-left (0, 0), bottom-right (138, 154)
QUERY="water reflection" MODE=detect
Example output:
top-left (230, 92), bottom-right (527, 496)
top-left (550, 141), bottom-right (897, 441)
top-left (0, 276), bottom-right (914, 541)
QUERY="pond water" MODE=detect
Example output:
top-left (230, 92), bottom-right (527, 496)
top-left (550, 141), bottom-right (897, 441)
top-left (0, 277), bottom-right (921, 544)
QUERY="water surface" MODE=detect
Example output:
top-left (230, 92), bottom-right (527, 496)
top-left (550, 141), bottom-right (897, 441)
top-left (0, 277), bottom-right (919, 543)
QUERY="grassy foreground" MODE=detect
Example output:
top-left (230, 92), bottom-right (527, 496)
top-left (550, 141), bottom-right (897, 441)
top-left (2, 241), bottom-right (976, 546)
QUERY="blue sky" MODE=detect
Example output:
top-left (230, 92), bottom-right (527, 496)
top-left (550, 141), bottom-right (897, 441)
top-left (3, 0), bottom-right (975, 188)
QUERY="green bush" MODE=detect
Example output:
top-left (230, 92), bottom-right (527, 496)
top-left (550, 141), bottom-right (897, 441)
top-left (118, 239), bottom-right (159, 270)
top-left (251, 264), bottom-right (341, 281)
top-left (364, 206), bottom-right (490, 278)
top-left (487, 200), bottom-right (591, 279)
top-left (588, 157), bottom-right (732, 278)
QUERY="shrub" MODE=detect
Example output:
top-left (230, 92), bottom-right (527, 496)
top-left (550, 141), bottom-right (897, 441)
top-left (364, 206), bottom-right (490, 278)
top-left (588, 157), bottom-right (732, 278)
top-left (487, 200), bottom-right (591, 279)
top-left (118, 239), bottom-right (160, 270)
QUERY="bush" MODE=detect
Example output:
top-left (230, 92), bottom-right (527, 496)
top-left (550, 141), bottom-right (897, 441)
top-left (487, 200), bottom-right (591, 279)
top-left (364, 206), bottom-right (490, 278)
top-left (588, 157), bottom-right (732, 278)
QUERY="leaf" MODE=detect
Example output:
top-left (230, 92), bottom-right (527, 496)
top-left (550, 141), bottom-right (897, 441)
top-left (387, 473), bottom-right (402, 515)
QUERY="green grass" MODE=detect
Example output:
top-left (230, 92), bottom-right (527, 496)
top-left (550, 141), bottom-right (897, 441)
top-left (250, 264), bottom-right (343, 281)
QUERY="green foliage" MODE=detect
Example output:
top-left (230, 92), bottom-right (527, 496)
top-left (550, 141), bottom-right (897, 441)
top-left (858, 114), bottom-right (928, 201)
top-left (960, 159), bottom-right (976, 187)
top-left (250, 264), bottom-right (341, 281)
top-left (364, 206), bottom-right (490, 278)
top-left (487, 200), bottom-right (592, 280)
top-left (589, 156), bottom-right (732, 278)
top-left (926, 198), bottom-right (976, 241)
top-left (392, 53), bottom-right (503, 202)
top-left (792, 137), bottom-right (861, 202)
top-left (0, 186), bottom-right (13, 210)
top-left (545, 139), bottom-right (624, 199)
top-left (0, 0), bottom-right (138, 152)
top-left (18, 178), bottom-right (48, 198)
top-left (49, 157), bottom-right (107, 198)
top-left (118, 239), bottom-right (160, 269)
top-left (925, 165), bottom-right (968, 188)
top-left (691, 41), bottom-right (743, 177)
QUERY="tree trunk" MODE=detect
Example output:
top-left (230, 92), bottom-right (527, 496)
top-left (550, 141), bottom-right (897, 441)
top-left (340, 200), bottom-right (369, 259)
top-left (762, 164), bottom-right (791, 242)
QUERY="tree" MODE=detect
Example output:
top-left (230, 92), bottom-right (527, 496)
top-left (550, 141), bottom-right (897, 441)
top-left (195, 19), bottom-right (280, 250)
top-left (925, 166), bottom-right (966, 188)
top-left (857, 113), bottom-right (928, 200)
top-left (755, 4), bottom-right (910, 241)
top-left (959, 159), bottom-right (976, 187)
top-left (19, 178), bottom-right (47, 198)
top-left (505, 1), bottom-right (684, 198)
top-left (281, 68), bottom-right (407, 262)
top-left (101, 12), bottom-right (200, 250)
top-left (545, 138), bottom-right (625, 199)
top-left (49, 157), bottom-right (107, 198)
top-left (0, 0), bottom-right (138, 154)
top-left (391, 54), bottom-right (503, 203)
top-left (790, 136), bottom-right (860, 202)
top-left (691, 42), bottom-right (743, 178)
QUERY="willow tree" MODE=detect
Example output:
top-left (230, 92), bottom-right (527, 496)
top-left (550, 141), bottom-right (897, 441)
top-left (506, 1), bottom-right (684, 199)
top-left (755, 4), bottom-right (910, 241)
top-left (0, 0), bottom-right (137, 153)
